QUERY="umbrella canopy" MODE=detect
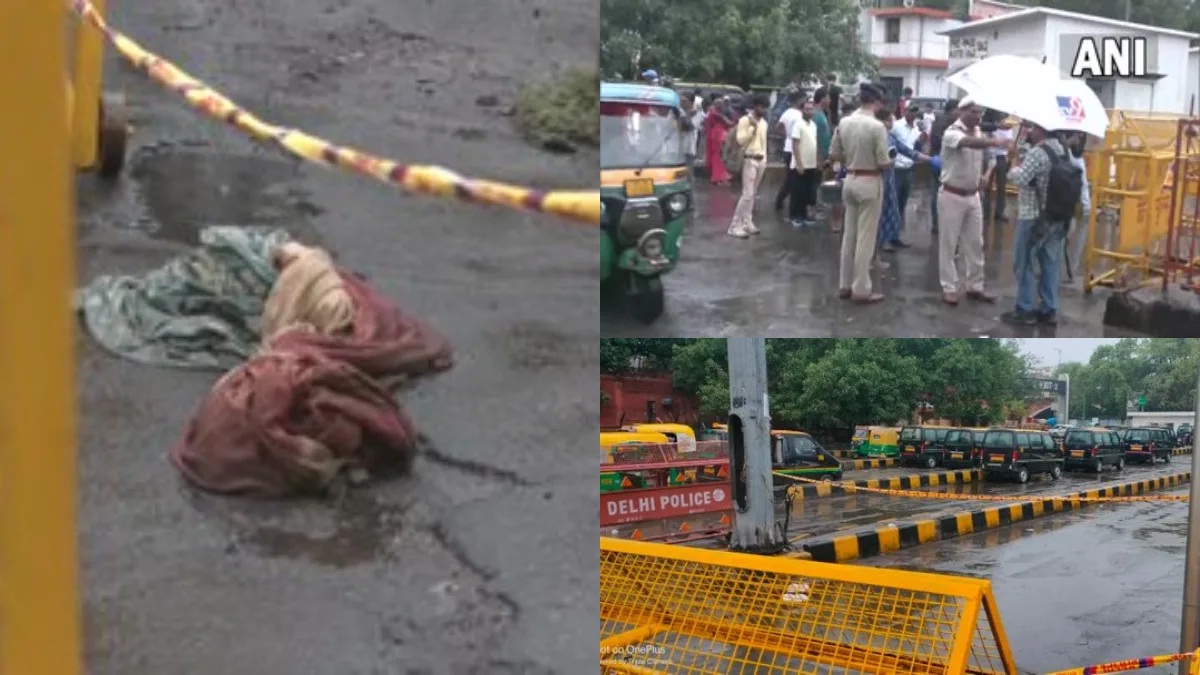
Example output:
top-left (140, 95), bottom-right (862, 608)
top-left (947, 55), bottom-right (1108, 138)
top-left (1015, 78), bottom-right (1109, 138)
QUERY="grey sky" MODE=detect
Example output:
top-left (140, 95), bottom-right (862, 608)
top-left (1016, 338), bottom-right (1121, 367)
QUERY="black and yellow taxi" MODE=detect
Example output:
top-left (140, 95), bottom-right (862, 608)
top-left (771, 431), bottom-right (843, 485)
top-left (1062, 427), bottom-right (1125, 472)
top-left (1121, 427), bottom-right (1174, 465)
top-left (981, 428), bottom-right (1063, 483)
top-left (898, 425), bottom-right (954, 469)
top-left (940, 428), bottom-right (989, 469)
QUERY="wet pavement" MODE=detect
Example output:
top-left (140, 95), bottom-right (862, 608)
top-left (870, 487), bottom-right (1192, 674)
top-left (786, 462), bottom-right (1186, 543)
top-left (601, 178), bottom-right (1148, 337)
top-left (77, 1), bottom-right (595, 673)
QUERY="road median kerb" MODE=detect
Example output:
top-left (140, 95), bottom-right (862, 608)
top-left (801, 470), bottom-right (1192, 563)
top-left (841, 457), bottom-right (899, 470)
top-left (789, 468), bottom-right (981, 501)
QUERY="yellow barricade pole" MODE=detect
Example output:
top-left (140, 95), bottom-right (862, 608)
top-left (70, 0), bottom-right (105, 168)
top-left (0, 4), bottom-right (81, 675)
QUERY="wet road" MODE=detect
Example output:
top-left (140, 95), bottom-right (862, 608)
top-left (78, 1), bottom-right (595, 673)
top-left (602, 178), bottom-right (1147, 337)
top-left (786, 462), bottom-right (1186, 542)
top-left (870, 487), bottom-right (1191, 674)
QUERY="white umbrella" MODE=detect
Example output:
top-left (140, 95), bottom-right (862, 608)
top-left (947, 55), bottom-right (1062, 108)
top-left (1013, 78), bottom-right (1109, 138)
top-left (947, 55), bottom-right (1108, 138)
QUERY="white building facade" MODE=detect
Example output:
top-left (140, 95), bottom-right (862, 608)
top-left (940, 7), bottom-right (1198, 114)
top-left (859, 7), bottom-right (962, 99)
top-left (1125, 410), bottom-right (1195, 430)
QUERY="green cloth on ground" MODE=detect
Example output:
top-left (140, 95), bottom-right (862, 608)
top-left (77, 226), bottom-right (291, 370)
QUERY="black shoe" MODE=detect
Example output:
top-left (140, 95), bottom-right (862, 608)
top-left (1001, 310), bottom-right (1037, 325)
top-left (891, 239), bottom-right (911, 248)
top-left (1036, 311), bottom-right (1058, 325)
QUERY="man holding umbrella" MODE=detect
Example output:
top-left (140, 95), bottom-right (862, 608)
top-left (1001, 122), bottom-right (1080, 326)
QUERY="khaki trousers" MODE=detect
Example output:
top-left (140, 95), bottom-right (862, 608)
top-left (936, 188), bottom-right (986, 294)
top-left (839, 175), bottom-right (883, 295)
top-left (730, 158), bottom-right (765, 232)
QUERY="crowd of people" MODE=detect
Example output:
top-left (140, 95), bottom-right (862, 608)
top-left (689, 78), bottom-right (1090, 327)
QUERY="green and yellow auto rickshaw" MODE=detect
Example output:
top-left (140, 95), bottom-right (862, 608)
top-left (600, 81), bottom-right (692, 323)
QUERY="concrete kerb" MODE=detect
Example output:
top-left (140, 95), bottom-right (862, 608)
top-left (841, 457), bottom-right (898, 470)
top-left (789, 468), bottom-right (981, 501)
top-left (801, 471), bottom-right (1192, 563)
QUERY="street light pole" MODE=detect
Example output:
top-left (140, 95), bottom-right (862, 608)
top-left (1176, 360), bottom-right (1200, 673)
top-left (726, 338), bottom-right (785, 554)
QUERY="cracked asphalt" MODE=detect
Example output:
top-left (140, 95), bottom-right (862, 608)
top-left (77, 0), bottom-right (596, 672)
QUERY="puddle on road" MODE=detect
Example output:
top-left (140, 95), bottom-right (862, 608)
top-left (130, 149), bottom-right (325, 244)
top-left (187, 488), bottom-right (411, 569)
top-left (239, 499), bottom-right (408, 568)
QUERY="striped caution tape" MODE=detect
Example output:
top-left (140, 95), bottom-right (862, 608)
top-left (776, 472), bottom-right (1190, 503)
top-left (69, 0), bottom-right (599, 225)
top-left (1042, 649), bottom-right (1196, 675)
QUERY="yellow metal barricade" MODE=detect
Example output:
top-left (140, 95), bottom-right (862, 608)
top-left (0, 5), bottom-right (82, 675)
top-left (1083, 109), bottom-right (1200, 291)
top-left (66, 0), bottom-right (128, 177)
top-left (600, 537), bottom-right (1019, 674)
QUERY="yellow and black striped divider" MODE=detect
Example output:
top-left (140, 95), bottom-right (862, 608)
top-left (841, 457), bottom-right (898, 470)
top-left (1174, 446), bottom-right (1194, 456)
top-left (800, 471), bottom-right (1190, 563)
top-left (789, 468), bottom-right (981, 501)
top-left (69, 0), bottom-right (599, 225)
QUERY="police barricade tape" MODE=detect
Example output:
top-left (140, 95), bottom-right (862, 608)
top-left (1042, 649), bottom-right (1196, 675)
top-left (775, 473), bottom-right (1190, 503)
top-left (69, 0), bottom-right (599, 225)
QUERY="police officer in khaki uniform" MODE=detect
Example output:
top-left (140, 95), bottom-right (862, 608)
top-left (828, 83), bottom-right (892, 303)
top-left (937, 98), bottom-right (1010, 305)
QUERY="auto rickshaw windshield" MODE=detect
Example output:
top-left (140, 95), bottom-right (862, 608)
top-left (601, 101), bottom-right (687, 169)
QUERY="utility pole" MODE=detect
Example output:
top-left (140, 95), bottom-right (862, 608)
top-left (1177, 361), bottom-right (1200, 673)
top-left (726, 338), bottom-right (786, 553)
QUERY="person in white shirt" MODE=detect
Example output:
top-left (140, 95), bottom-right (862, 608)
top-left (773, 91), bottom-right (806, 211)
top-left (680, 96), bottom-right (701, 167)
top-left (985, 118), bottom-right (1014, 223)
top-left (922, 104), bottom-right (937, 139)
top-left (890, 105), bottom-right (923, 240)
top-left (1066, 132), bottom-right (1093, 280)
top-left (788, 98), bottom-right (820, 227)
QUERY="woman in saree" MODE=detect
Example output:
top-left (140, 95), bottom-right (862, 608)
top-left (705, 95), bottom-right (735, 186)
top-left (874, 108), bottom-right (929, 260)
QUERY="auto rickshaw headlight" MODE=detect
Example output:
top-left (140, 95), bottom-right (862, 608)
top-left (637, 228), bottom-right (667, 259)
top-left (665, 192), bottom-right (690, 215)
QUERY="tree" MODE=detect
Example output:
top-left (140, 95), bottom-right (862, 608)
top-left (600, 338), bottom-right (694, 373)
top-left (600, 0), bottom-right (876, 88)
top-left (783, 340), bottom-right (921, 429)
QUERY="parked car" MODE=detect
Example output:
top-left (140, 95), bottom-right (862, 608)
top-left (1178, 423), bottom-right (1193, 446)
top-left (1062, 427), bottom-right (1125, 473)
top-left (898, 425), bottom-right (954, 469)
top-left (981, 428), bottom-right (1063, 483)
top-left (1121, 427), bottom-right (1174, 464)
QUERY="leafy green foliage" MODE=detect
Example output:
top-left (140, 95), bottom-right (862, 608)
top-left (606, 338), bottom-right (1032, 430)
top-left (515, 70), bottom-right (600, 153)
top-left (1060, 339), bottom-right (1200, 420)
top-left (600, 0), bottom-right (876, 88)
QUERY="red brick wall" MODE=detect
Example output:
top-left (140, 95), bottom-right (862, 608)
top-left (600, 373), bottom-right (701, 429)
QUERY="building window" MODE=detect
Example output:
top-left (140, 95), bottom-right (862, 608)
top-left (885, 18), bottom-right (901, 43)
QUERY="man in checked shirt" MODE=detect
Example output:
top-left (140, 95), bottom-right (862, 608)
top-left (1001, 121), bottom-right (1069, 326)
